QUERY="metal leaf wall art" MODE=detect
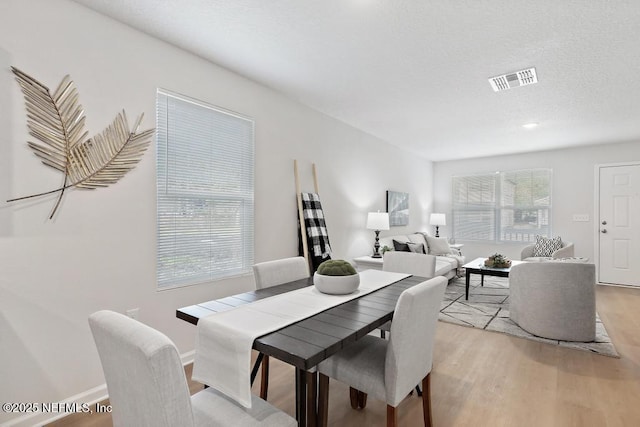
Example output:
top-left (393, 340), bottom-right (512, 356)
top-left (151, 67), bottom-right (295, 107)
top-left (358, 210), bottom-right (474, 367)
top-left (7, 67), bottom-right (155, 219)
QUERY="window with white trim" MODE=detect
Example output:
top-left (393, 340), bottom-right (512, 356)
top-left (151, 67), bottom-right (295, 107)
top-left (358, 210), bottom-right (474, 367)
top-left (156, 90), bottom-right (254, 289)
top-left (452, 168), bottom-right (552, 243)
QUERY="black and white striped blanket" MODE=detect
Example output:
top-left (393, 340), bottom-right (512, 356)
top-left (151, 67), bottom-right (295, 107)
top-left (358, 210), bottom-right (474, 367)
top-left (299, 192), bottom-right (332, 271)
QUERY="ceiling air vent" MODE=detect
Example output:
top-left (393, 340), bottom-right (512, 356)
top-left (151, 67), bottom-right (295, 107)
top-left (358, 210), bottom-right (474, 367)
top-left (489, 67), bottom-right (538, 92)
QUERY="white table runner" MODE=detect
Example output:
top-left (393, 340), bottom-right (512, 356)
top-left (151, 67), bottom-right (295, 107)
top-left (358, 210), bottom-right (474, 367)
top-left (192, 269), bottom-right (409, 408)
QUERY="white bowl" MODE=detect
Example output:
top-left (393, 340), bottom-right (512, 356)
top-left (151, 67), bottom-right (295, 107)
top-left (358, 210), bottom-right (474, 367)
top-left (314, 272), bottom-right (360, 295)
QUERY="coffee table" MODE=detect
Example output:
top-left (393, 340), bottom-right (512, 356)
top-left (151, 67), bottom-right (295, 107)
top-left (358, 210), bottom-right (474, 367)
top-left (462, 257), bottom-right (525, 300)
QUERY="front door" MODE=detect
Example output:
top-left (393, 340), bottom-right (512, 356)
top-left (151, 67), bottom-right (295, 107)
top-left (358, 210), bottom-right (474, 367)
top-left (598, 163), bottom-right (640, 286)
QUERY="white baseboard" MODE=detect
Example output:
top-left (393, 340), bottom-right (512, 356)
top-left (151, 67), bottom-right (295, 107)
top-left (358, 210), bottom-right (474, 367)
top-left (181, 349), bottom-right (195, 365)
top-left (2, 350), bottom-right (196, 427)
top-left (597, 282), bottom-right (640, 289)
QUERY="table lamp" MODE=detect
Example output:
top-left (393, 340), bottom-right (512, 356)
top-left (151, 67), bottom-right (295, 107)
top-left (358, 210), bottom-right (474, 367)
top-left (429, 213), bottom-right (446, 237)
top-left (367, 212), bottom-right (390, 258)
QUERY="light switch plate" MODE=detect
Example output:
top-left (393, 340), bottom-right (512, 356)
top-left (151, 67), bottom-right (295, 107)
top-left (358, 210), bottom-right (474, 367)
top-left (572, 214), bottom-right (590, 222)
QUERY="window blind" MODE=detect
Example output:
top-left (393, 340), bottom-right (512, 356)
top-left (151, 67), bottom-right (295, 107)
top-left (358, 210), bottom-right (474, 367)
top-left (499, 169), bottom-right (551, 242)
top-left (452, 174), bottom-right (497, 241)
top-left (452, 168), bottom-right (551, 242)
top-left (156, 90), bottom-right (254, 289)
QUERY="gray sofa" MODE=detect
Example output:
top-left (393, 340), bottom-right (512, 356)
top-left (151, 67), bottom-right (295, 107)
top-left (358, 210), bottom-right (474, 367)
top-left (509, 262), bottom-right (596, 342)
top-left (378, 232), bottom-right (464, 280)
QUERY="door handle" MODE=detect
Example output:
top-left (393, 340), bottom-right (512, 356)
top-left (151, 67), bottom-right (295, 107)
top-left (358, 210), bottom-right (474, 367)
top-left (601, 229), bottom-right (607, 233)
top-left (601, 220), bottom-right (607, 225)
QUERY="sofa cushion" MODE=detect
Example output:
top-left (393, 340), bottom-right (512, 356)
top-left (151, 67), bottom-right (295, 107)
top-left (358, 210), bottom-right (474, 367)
top-left (438, 256), bottom-right (458, 270)
top-left (435, 259), bottom-right (453, 277)
top-left (407, 242), bottom-right (426, 254)
top-left (379, 235), bottom-right (409, 250)
top-left (407, 233), bottom-right (428, 248)
top-left (425, 236), bottom-right (451, 255)
top-left (523, 257), bottom-right (553, 262)
top-left (532, 235), bottom-right (562, 257)
top-left (393, 239), bottom-right (410, 252)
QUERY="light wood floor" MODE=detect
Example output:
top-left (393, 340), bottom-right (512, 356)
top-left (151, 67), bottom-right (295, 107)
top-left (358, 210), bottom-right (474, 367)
top-left (49, 284), bottom-right (640, 427)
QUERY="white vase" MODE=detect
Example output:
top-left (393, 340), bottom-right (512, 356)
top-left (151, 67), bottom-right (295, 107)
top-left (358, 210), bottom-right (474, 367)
top-left (313, 272), bottom-right (360, 295)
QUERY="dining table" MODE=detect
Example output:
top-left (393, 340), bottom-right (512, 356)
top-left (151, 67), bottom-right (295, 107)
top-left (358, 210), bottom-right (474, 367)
top-left (176, 269), bottom-right (427, 427)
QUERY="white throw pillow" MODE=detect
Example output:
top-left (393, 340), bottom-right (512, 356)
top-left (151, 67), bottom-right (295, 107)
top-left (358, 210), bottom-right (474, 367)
top-left (425, 236), bottom-right (451, 255)
top-left (407, 242), bottom-right (426, 254)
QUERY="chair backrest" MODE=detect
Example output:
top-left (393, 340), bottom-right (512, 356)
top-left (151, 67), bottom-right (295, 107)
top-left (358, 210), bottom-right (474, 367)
top-left (253, 256), bottom-right (310, 289)
top-left (509, 262), bottom-right (595, 341)
top-left (521, 240), bottom-right (574, 259)
top-left (383, 251), bottom-right (436, 279)
top-left (89, 310), bottom-right (194, 427)
top-left (385, 276), bottom-right (447, 407)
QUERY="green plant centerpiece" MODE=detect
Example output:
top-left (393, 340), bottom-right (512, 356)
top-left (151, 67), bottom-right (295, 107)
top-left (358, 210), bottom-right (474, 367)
top-left (484, 253), bottom-right (512, 268)
top-left (314, 259), bottom-right (360, 295)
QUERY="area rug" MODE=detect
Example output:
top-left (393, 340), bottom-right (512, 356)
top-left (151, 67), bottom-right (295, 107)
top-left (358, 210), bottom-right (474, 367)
top-left (439, 275), bottom-right (619, 358)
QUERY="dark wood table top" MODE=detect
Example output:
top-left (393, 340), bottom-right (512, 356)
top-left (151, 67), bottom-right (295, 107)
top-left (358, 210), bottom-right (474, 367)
top-left (176, 273), bottom-right (426, 370)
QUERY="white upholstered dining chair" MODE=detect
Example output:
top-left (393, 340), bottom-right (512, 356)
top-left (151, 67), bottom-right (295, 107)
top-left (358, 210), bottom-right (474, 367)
top-left (383, 251), bottom-right (437, 279)
top-left (252, 256), bottom-right (310, 399)
top-left (253, 256), bottom-right (310, 290)
top-left (89, 310), bottom-right (296, 427)
top-left (380, 251), bottom-right (437, 337)
top-left (316, 276), bottom-right (447, 427)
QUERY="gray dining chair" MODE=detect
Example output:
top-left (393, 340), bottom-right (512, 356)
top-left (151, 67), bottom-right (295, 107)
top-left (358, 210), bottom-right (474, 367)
top-left (380, 251), bottom-right (437, 337)
top-left (253, 256), bottom-right (310, 290)
top-left (317, 276), bottom-right (447, 427)
top-left (383, 251), bottom-right (437, 278)
top-left (89, 310), bottom-right (296, 427)
top-left (252, 256), bottom-right (310, 400)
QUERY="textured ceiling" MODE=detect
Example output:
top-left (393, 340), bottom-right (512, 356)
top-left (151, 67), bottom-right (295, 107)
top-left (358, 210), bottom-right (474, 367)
top-left (71, 0), bottom-right (640, 161)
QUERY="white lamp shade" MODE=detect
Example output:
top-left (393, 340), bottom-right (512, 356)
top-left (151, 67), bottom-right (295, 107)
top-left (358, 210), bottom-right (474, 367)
top-left (366, 212), bottom-right (390, 230)
top-left (429, 213), bottom-right (446, 226)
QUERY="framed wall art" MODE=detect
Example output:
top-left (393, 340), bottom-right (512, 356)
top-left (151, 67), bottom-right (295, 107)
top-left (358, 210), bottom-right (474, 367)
top-left (386, 190), bottom-right (409, 226)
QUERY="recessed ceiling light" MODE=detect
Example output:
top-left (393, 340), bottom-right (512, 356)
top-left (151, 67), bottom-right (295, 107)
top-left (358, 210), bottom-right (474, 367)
top-left (522, 122), bottom-right (539, 129)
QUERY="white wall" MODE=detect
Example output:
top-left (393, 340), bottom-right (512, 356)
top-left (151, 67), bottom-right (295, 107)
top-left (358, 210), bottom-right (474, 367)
top-left (0, 47), bottom-right (11, 237)
top-left (0, 1), bottom-right (433, 424)
top-left (433, 141), bottom-right (640, 262)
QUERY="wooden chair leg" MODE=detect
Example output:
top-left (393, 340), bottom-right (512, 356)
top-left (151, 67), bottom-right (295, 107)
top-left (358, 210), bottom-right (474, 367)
top-left (260, 355), bottom-right (269, 400)
top-left (349, 387), bottom-right (359, 409)
top-left (250, 352), bottom-right (264, 386)
top-left (357, 391), bottom-right (367, 409)
top-left (318, 373), bottom-right (330, 427)
top-left (307, 371), bottom-right (317, 427)
top-left (386, 405), bottom-right (397, 427)
top-left (422, 373), bottom-right (433, 427)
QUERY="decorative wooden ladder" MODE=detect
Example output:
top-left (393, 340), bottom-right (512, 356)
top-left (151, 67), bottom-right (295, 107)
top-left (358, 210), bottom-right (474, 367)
top-left (294, 159), bottom-right (322, 272)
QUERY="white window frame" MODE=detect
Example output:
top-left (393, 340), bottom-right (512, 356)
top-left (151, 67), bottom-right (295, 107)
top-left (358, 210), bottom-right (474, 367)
top-left (156, 89), bottom-right (254, 290)
top-left (452, 168), bottom-right (552, 243)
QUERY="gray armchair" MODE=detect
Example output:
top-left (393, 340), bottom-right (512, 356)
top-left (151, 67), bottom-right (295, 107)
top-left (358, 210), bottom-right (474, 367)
top-left (509, 262), bottom-right (596, 342)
